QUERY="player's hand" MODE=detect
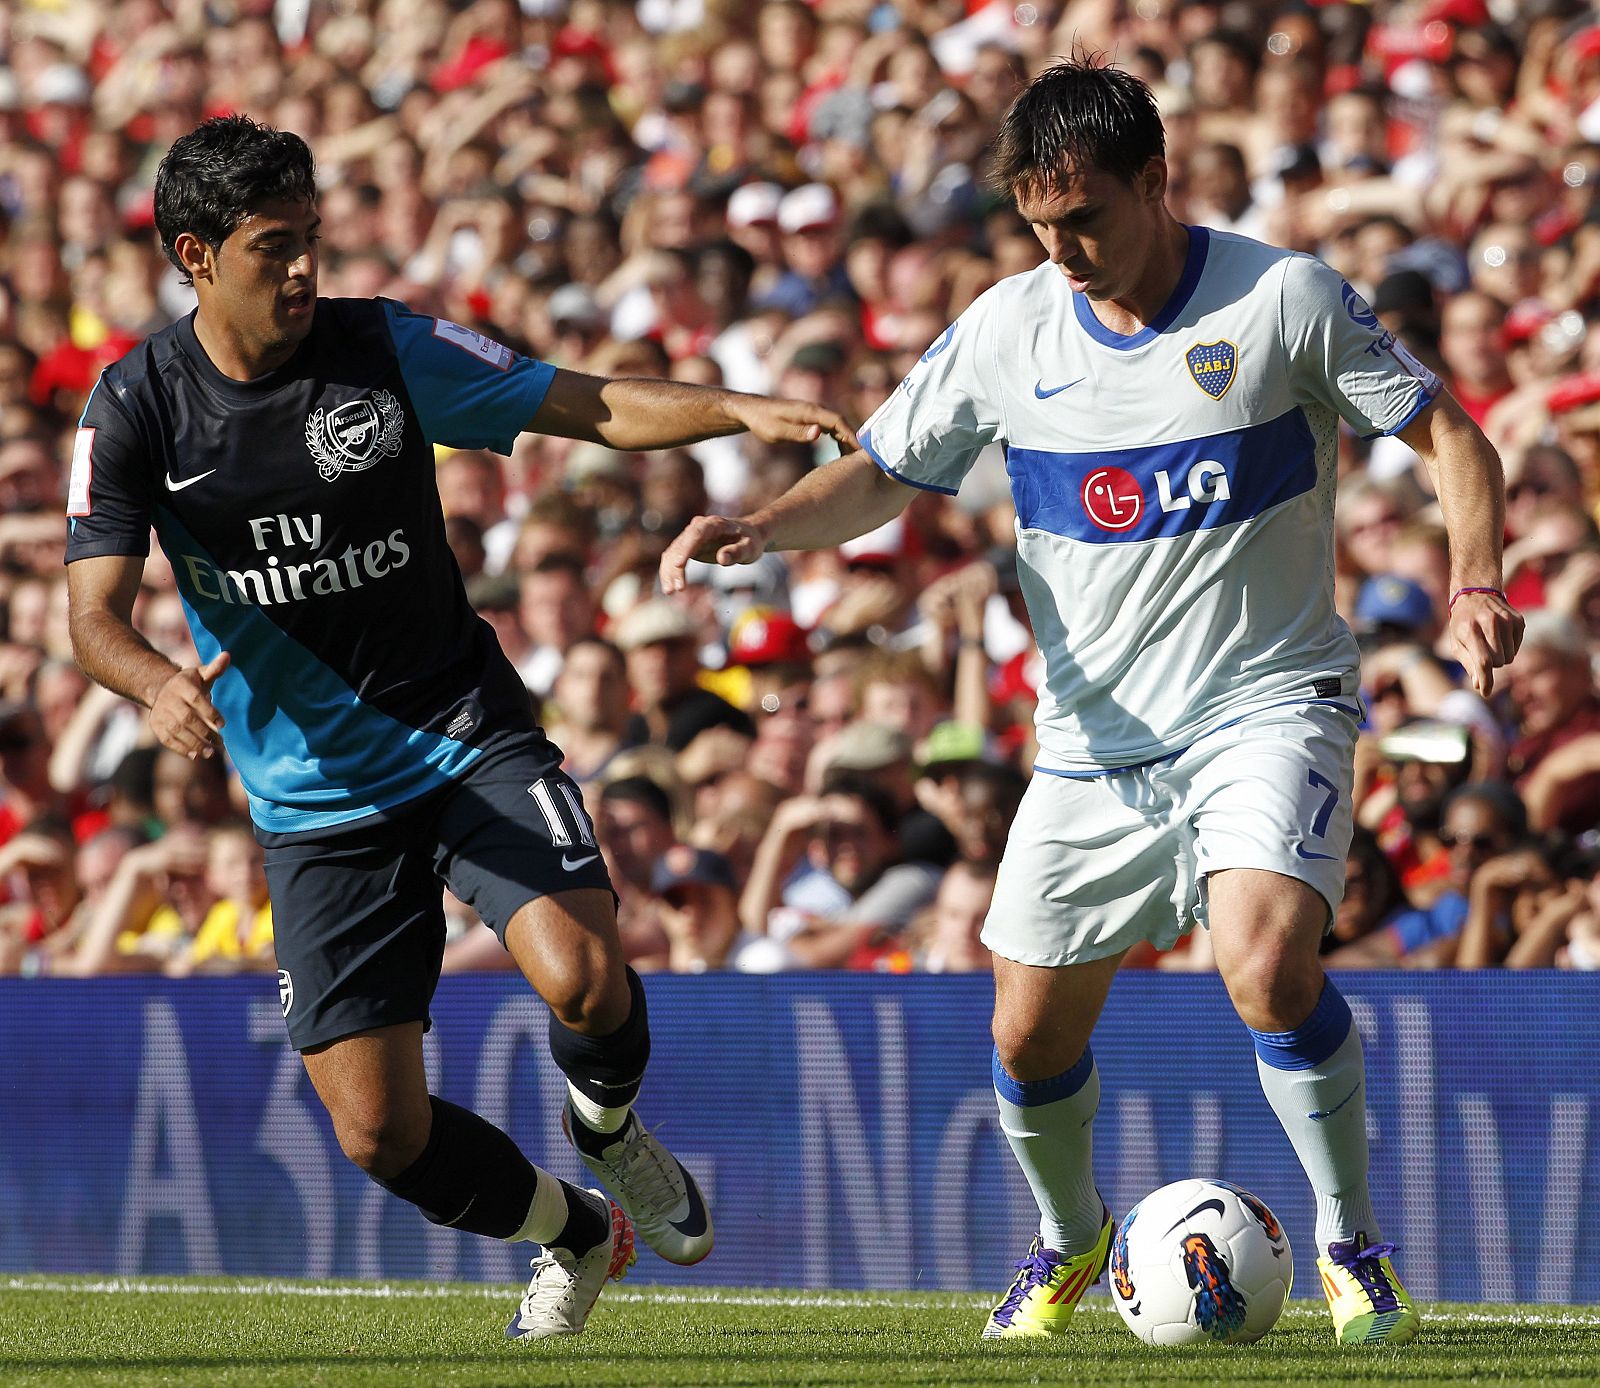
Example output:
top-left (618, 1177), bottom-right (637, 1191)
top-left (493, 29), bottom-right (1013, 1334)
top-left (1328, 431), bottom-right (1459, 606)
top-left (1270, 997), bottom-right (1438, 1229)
top-left (149, 651), bottom-right (230, 760)
top-left (659, 515), bottom-right (768, 593)
top-left (1447, 591), bottom-right (1523, 696)
top-left (725, 395), bottom-right (859, 453)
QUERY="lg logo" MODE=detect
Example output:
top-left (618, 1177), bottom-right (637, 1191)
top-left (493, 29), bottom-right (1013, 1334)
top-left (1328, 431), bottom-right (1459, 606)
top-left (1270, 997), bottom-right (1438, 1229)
top-left (1082, 467), bottom-right (1143, 531)
top-left (1081, 461), bottom-right (1232, 532)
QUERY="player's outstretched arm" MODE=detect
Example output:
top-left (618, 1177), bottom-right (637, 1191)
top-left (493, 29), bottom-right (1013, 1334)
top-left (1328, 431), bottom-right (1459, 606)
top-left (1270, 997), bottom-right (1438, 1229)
top-left (1399, 391), bottom-right (1525, 696)
top-left (67, 555), bottom-right (229, 761)
top-left (528, 368), bottom-right (858, 454)
top-left (660, 450), bottom-right (911, 594)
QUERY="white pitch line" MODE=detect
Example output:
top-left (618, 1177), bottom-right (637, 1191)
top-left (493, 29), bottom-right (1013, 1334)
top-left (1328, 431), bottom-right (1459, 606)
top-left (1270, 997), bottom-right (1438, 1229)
top-left (5, 1279), bottom-right (1600, 1327)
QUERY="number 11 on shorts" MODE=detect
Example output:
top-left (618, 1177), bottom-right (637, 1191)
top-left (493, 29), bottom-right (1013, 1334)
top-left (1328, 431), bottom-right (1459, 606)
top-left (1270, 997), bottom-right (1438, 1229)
top-left (527, 777), bottom-right (596, 848)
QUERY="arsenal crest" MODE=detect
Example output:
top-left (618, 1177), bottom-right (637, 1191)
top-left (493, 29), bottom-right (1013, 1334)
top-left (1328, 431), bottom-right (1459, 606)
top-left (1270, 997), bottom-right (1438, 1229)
top-left (305, 390), bottom-right (405, 481)
top-left (1185, 340), bottom-right (1238, 400)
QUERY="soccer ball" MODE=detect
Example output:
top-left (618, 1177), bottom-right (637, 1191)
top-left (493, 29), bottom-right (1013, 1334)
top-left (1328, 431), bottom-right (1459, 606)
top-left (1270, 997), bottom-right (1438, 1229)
top-left (1108, 1178), bottom-right (1292, 1346)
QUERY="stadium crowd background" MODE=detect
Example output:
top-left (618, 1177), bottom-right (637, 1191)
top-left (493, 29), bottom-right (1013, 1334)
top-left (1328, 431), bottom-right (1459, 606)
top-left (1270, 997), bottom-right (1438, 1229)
top-left (2, 0), bottom-right (1599, 980)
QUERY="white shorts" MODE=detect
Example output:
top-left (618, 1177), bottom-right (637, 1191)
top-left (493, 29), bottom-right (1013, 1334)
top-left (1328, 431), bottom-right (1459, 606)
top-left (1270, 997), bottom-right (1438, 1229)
top-left (980, 702), bottom-right (1357, 968)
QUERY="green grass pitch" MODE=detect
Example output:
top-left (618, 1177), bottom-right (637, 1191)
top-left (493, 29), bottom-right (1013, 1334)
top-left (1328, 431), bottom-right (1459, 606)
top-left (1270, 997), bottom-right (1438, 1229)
top-left (3, 1277), bottom-right (1599, 1387)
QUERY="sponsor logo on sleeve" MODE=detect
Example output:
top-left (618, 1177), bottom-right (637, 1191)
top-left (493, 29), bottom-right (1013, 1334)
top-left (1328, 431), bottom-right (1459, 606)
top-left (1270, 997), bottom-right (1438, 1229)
top-left (67, 427), bottom-right (95, 517)
top-left (432, 317), bottom-right (514, 371)
top-left (919, 323), bottom-right (956, 362)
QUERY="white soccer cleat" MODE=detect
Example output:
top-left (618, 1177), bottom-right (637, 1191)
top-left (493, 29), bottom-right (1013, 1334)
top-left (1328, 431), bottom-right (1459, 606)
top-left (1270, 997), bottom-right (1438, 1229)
top-left (565, 1105), bottom-right (715, 1266)
top-left (504, 1192), bottom-right (635, 1341)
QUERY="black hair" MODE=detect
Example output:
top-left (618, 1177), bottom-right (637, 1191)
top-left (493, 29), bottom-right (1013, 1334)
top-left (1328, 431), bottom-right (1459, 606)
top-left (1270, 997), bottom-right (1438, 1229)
top-left (600, 775), bottom-right (674, 825)
top-left (818, 770), bottom-right (900, 835)
top-left (154, 115), bottom-right (317, 285)
top-left (990, 54), bottom-right (1165, 195)
top-left (1442, 782), bottom-right (1529, 841)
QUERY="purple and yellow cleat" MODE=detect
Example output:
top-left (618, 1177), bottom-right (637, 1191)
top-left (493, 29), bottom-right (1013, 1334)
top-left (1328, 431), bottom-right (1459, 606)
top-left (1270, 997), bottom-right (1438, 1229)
top-left (981, 1209), bottom-right (1114, 1340)
top-left (1317, 1232), bottom-right (1421, 1346)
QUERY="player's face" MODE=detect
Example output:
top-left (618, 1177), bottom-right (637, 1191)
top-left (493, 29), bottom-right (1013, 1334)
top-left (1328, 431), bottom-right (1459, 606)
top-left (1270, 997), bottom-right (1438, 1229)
top-left (207, 197), bottom-right (321, 356)
top-left (1015, 159), bottom-right (1167, 301)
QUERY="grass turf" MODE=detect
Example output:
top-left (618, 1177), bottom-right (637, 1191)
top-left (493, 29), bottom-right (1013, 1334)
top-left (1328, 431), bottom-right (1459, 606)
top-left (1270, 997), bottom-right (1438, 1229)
top-left (3, 1277), bottom-right (1599, 1387)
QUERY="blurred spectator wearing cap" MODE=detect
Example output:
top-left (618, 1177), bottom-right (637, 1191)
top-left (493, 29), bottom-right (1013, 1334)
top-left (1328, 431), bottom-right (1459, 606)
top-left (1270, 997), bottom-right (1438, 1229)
top-left (726, 181), bottom-right (784, 287)
top-left (914, 732), bottom-right (1026, 868)
top-left (1506, 612), bottom-right (1600, 837)
top-left (757, 183), bottom-right (854, 318)
top-left (545, 283), bottom-right (610, 366)
top-left (648, 845), bottom-right (747, 973)
top-left (1354, 574), bottom-right (1457, 729)
top-left (1358, 716), bottom-right (1474, 902)
top-left (614, 598), bottom-right (753, 752)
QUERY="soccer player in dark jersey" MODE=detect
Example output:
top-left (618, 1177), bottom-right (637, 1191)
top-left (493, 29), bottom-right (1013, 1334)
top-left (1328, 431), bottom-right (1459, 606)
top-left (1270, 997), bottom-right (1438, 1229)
top-left (64, 116), bottom-right (853, 1340)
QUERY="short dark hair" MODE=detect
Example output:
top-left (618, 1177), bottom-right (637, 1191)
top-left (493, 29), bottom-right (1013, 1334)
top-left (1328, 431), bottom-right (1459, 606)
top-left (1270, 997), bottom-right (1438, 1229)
top-left (817, 770), bottom-right (899, 835)
top-left (601, 775), bottom-right (673, 825)
top-left (989, 55), bottom-right (1165, 196)
top-left (154, 115), bottom-right (317, 284)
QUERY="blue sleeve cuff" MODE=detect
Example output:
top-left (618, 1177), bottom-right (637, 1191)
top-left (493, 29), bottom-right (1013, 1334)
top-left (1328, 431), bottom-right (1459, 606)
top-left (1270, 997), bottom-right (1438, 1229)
top-left (1363, 384), bottom-right (1439, 441)
top-left (859, 428), bottom-right (960, 496)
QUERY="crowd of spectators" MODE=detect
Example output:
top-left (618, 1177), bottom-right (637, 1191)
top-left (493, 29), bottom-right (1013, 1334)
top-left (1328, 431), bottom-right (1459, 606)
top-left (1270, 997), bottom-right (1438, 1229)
top-left (3, 0), bottom-right (1600, 980)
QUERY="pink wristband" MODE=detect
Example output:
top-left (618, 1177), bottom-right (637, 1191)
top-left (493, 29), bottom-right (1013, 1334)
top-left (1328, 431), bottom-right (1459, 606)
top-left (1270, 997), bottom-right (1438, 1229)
top-left (1448, 586), bottom-right (1506, 613)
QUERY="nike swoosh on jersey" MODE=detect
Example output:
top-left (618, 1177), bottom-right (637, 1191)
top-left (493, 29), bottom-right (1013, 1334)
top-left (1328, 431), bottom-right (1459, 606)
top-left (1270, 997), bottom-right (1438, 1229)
top-left (1308, 1084), bottom-right (1361, 1122)
top-left (1033, 377), bottom-right (1084, 399)
top-left (1165, 1198), bottom-right (1226, 1234)
top-left (1295, 843), bottom-right (1340, 861)
top-left (561, 852), bottom-right (600, 871)
top-left (670, 1160), bottom-right (711, 1239)
top-left (164, 469), bottom-right (217, 491)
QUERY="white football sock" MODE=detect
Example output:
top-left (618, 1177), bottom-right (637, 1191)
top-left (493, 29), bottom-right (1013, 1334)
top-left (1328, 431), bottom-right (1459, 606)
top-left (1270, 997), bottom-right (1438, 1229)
top-left (1251, 982), bottom-right (1379, 1251)
top-left (506, 1167), bottom-right (572, 1244)
top-left (993, 1046), bottom-right (1105, 1255)
top-left (568, 1082), bottom-right (630, 1135)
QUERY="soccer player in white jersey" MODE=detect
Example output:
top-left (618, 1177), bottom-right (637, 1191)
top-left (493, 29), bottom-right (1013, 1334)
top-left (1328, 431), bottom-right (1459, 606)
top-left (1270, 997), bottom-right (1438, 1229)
top-left (663, 58), bottom-right (1522, 1347)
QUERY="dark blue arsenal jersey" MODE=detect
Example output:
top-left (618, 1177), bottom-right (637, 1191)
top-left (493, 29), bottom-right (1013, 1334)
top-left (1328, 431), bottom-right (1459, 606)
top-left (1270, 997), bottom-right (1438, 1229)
top-left (65, 298), bottom-right (556, 834)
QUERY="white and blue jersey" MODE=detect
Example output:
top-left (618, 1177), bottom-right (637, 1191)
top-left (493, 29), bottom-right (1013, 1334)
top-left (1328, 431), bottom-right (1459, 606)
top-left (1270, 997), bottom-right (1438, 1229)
top-left (66, 299), bottom-right (555, 833)
top-left (859, 227), bottom-right (1439, 773)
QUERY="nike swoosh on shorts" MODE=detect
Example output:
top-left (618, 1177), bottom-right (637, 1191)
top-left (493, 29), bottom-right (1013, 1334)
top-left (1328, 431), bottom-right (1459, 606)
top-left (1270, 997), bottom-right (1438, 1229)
top-left (561, 853), bottom-right (600, 871)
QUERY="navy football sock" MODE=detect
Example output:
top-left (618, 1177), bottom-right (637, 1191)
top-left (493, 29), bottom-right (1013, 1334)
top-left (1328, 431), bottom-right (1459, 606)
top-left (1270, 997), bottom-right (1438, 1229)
top-left (548, 966), bottom-right (651, 1111)
top-left (375, 1096), bottom-right (544, 1240)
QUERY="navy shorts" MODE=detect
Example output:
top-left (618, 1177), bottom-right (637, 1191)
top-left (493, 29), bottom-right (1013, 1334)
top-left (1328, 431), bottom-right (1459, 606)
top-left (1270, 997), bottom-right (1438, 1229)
top-left (261, 735), bottom-right (613, 1051)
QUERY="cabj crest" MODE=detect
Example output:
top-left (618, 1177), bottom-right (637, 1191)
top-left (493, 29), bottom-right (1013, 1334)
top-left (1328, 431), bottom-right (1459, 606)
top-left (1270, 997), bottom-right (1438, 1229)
top-left (1185, 340), bottom-right (1238, 400)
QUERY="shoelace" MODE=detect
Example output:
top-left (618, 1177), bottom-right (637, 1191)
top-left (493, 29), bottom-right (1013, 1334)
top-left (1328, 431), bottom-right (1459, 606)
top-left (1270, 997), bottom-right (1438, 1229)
top-left (605, 1123), bottom-right (684, 1214)
top-left (990, 1240), bottom-right (1064, 1327)
top-left (518, 1249), bottom-right (579, 1319)
top-left (1334, 1239), bottom-right (1401, 1313)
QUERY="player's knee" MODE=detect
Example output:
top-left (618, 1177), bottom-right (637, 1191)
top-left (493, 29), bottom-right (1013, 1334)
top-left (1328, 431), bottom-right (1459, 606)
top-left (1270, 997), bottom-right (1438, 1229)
top-left (991, 1019), bottom-right (1074, 1083)
top-left (542, 959), bottom-right (629, 1034)
top-left (1220, 949), bottom-right (1322, 1032)
top-left (332, 1104), bottom-right (429, 1179)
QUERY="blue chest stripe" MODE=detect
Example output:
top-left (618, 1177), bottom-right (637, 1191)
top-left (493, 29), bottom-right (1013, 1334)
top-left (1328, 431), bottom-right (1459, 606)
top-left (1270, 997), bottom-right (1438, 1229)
top-left (1005, 408), bottom-right (1317, 544)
